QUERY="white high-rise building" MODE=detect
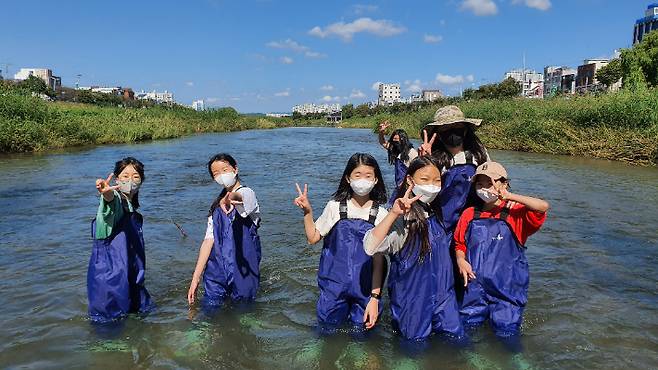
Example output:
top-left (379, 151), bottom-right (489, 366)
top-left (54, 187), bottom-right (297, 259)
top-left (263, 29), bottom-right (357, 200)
top-left (192, 100), bottom-right (205, 111)
top-left (14, 68), bottom-right (61, 90)
top-left (136, 90), bottom-right (174, 104)
top-left (377, 83), bottom-right (401, 105)
top-left (504, 69), bottom-right (544, 98)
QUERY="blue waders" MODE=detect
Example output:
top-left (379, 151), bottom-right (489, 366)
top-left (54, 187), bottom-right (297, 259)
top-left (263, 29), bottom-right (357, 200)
top-left (203, 205), bottom-right (262, 308)
top-left (88, 212), bottom-right (153, 323)
top-left (461, 206), bottom-right (529, 352)
top-left (440, 153), bottom-right (477, 230)
top-left (388, 214), bottom-right (465, 342)
top-left (317, 200), bottom-right (382, 333)
top-left (387, 158), bottom-right (408, 208)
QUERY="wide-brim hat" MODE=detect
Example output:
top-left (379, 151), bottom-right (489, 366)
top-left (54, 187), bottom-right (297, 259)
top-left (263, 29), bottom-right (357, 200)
top-left (424, 105), bottom-right (482, 131)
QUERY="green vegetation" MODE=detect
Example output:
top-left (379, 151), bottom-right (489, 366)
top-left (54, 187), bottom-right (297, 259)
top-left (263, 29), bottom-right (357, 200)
top-left (0, 92), bottom-right (325, 153)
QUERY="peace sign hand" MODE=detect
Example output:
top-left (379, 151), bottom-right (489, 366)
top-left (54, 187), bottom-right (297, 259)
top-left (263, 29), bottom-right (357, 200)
top-left (95, 173), bottom-right (120, 196)
top-left (220, 191), bottom-right (240, 214)
top-left (391, 185), bottom-right (422, 216)
top-left (418, 129), bottom-right (437, 157)
top-left (378, 120), bottom-right (391, 134)
top-left (293, 183), bottom-right (312, 214)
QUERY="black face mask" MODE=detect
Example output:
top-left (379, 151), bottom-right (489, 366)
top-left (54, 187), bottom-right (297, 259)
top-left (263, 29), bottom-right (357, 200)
top-left (440, 129), bottom-right (464, 148)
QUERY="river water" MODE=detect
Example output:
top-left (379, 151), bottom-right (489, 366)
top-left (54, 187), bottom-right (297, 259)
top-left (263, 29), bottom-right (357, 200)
top-left (0, 127), bottom-right (656, 369)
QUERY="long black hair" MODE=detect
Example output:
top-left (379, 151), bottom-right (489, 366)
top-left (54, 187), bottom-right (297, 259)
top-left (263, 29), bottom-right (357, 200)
top-left (395, 155), bottom-right (443, 263)
top-left (207, 153), bottom-right (240, 216)
top-left (429, 124), bottom-right (488, 170)
top-left (387, 129), bottom-right (413, 165)
top-left (113, 157), bottom-right (144, 209)
top-left (332, 153), bottom-right (387, 204)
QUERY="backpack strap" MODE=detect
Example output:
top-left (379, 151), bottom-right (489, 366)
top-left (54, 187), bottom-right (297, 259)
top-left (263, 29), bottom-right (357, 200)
top-left (368, 201), bottom-right (380, 225)
top-left (339, 199), bottom-right (348, 220)
top-left (473, 205), bottom-right (482, 219)
top-left (500, 201), bottom-right (511, 222)
top-left (465, 151), bottom-right (475, 165)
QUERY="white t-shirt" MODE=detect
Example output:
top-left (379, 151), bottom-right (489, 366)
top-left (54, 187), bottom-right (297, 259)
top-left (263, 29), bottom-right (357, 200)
top-left (204, 186), bottom-right (260, 240)
top-left (363, 210), bottom-right (430, 256)
top-left (399, 147), bottom-right (418, 167)
top-left (315, 199), bottom-right (389, 237)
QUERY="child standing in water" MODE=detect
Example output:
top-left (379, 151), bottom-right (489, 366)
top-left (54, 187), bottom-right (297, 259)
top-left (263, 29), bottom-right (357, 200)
top-left (188, 153), bottom-right (262, 309)
top-left (88, 157), bottom-right (154, 323)
top-left (378, 121), bottom-right (418, 207)
top-left (455, 161), bottom-right (549, 352)
top-left (363, 156), bottom-right (465, 343)
top-left (294, 153), bottom-right (389, 333)
top-left (420, 106), bottom-right (489, 229)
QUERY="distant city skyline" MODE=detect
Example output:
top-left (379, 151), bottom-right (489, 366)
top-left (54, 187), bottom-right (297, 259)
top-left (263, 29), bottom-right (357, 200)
top-left (0, 1), bottom-right (649, 112)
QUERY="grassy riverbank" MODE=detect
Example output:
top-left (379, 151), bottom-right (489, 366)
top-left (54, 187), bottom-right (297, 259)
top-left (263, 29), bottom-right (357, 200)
top-left (341, 89), bottom-right (658, 166)
top-left (0, 93), bottom-right (324, 153)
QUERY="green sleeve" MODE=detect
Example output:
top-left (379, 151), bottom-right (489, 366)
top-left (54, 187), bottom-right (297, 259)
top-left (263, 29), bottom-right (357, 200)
top-left (95, 190), bottom-right (125, 239)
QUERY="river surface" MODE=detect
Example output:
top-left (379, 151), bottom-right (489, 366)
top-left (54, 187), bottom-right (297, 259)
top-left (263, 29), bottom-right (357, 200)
top-left (0, 127), bottom-right (656, 369)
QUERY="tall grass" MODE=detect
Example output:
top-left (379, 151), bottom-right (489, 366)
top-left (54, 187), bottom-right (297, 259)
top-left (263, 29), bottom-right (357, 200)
top-left (341, 90), bottom-right (658, 166)
top-left (0, 95), bottom-right (321, 153)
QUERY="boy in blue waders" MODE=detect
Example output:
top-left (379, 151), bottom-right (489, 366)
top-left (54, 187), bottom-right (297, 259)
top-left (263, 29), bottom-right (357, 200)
top-left (364, 156), bottom-right (466, 348)
top-left (294, 153), bottom-right (389, 335)
top-left (88, 157), bottom-right (154, 323)
top-left (454, 161), bottom-right (549, 354)
top-left (419, 105), bottom-right (490, 230)
top-left (187, 153), bottom-right (262, 312)
top-left (377, 121), bottom-right (418, 208)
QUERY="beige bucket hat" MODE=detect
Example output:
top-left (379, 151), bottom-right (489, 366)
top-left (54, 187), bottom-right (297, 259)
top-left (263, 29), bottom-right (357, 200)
top-left (424, 105), bottom-right (482, 131)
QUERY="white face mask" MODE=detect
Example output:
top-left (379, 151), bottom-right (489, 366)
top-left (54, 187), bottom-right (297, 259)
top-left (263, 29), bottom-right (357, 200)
top-left (349, 179), bottom-right (376, 196)
top-left (215, 172), bottom-right (237, 188)
top-left (476, 188), bottom-right (498, 203)
top-left (412, 184), bottom-right (441, 204)
top-left (118, 180), bottom-right (141, 195)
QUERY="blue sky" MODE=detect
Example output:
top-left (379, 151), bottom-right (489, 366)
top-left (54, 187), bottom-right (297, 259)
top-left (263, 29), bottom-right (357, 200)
top-left (0, 0), bottom-right (649, 112)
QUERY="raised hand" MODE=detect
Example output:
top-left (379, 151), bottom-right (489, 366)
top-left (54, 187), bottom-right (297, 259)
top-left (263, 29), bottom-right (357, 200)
top-left (95, 173), bottom-right (120, 201)
top-left (293, 183), bottom-right (312, 214)
top-left (378, 120), bottom-right (391, 133)
top-left (418, 129), bottom-right (437, 157)
top-left (220, 191), bottom-right (241, 214)
top-left (391, 185), bottom-right (422, 216)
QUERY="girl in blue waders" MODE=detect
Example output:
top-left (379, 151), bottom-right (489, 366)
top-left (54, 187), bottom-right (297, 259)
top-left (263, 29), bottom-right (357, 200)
top-left (454, 161), bottom-right (549, 353)
top-left (377, 121), bottom-right (418, 207)
top-left (88, 157), bottom-right (154, 323)
top-left (419, 105), bottom-right (489, 230)
top-left (187, 153), bottom-right (262, 311)
top-left (293, 153), bottom-right (389, 334)
top-left (364, 155), bottom-right (466, 345)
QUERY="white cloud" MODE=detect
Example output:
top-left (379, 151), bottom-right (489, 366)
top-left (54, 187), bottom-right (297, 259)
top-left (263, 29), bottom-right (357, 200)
top-left (185, 81), bottom-right (194, 87)
top-left (405, 79), bottom-right (423, 93)
top-left (440, 19), bottom-right (446, 26)
top-left (423, 34), bottom-right (443, 44)
top-left (321, 95), bottom-right (342, 102)
top-left (206, 97), bottom-right (220, 103)
top-left (229, 97), bottom-right (241, 101)
top-left (266, 38), bottom-right (309, 52)
top-left (309, 17), bottom-right (406, 42)
top-left (304, 51), bottom-right (327, 58)
top-left (436, 73), bottom-right (475, 85)
top-left (352, 4), bottom-right (378, 15)
top-left (280, 56), bottom-right (294, 64)
top-left (371, 81), bottom-right (382, 91)
top-left (460, 0), bottom-right (498, 16)
top-left (321, 85), bottom-right (334, 91)
top-left (350, 89), bottom-right (366, 99)
top-left (512, 0), bottom-right (551, 11)
top-left (274, 89), bottom-right (290, 97)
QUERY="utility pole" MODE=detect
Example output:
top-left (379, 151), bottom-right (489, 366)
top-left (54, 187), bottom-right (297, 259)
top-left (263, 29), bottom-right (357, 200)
top-left (522, 52), bottom-right (526, 97)
top-left (2, 63), bottom-right (13, 79)
top-left (75, 74), bottom-right (82, 89)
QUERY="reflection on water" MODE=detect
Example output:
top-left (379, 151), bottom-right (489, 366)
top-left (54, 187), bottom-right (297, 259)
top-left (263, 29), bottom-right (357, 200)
top-left (0, 128), bottom-right (657, 369)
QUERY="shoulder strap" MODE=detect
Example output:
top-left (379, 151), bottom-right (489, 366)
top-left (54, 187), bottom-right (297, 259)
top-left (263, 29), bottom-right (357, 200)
top-left (368, 201), bottom-right (380, 225)
top-left (500, 202), bottom-right (511, 222)
top-left (233, 185), bottom-right (245, 192)
top-left (473, 205), bottom-right (482, 219)
top-left (339, 199), bottom-right (348, 220)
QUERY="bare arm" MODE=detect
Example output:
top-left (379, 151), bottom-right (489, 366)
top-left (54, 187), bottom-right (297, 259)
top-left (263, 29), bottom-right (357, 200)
top-left (505, 192), bottom-right (550, 213)
top-left (378, 121), bottom-right (390, 150)
top-left (303, 210), bottom-right (322, 245)
top-left (188, 238), bottom-right (214, 305)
